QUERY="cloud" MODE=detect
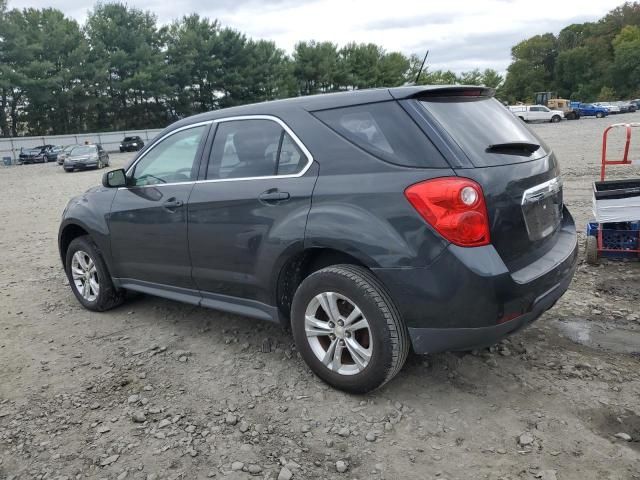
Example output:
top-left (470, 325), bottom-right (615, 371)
top-left (365, 13), bottom-right (453, 30)
top-left (407, 14), bottom-right (600, 72)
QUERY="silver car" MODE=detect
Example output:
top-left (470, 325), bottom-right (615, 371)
top-left (63, 144), bottom-right (110, 172)
top-left (57, 144), bottom-right (79, 165)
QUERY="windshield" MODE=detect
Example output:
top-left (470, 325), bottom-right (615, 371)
top-left (124, 137), bottom-right (135, 141)
top-left (71, 146), bottom-right (97, 156)
top-left (420, 96), bottom-right (549, 166)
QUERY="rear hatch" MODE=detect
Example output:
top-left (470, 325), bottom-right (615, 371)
top-left (415, 90), bottom-right (564, 272)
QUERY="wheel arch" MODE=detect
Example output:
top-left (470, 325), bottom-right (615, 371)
top-left (275, 247), bottom-right (370, 324)
top-left (58, 222), bottom-right (90, 266)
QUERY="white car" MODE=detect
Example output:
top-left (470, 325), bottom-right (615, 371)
top-left (508, 105), bottom-right (564, 123)
top-left (595, 102), bottom-right (621, 113)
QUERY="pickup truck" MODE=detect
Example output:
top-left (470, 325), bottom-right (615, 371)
top-left (576, 104), bottom-right (609, 118)
top-left (508, 105), bottom-right (564, 123)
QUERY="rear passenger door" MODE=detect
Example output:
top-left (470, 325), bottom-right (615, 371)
top-left (188, 117), bottom-right (318, 308)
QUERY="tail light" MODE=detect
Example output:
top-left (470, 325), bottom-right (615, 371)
top-left (404, 177), bottom-right (490, 247)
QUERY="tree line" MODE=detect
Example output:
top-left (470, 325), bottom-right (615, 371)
top-left (8, 1), bottom-right (636, 137)
top-left (0, 1), bottom-right (502, 137)
top-left (500, 2), bottom-right (640, 103)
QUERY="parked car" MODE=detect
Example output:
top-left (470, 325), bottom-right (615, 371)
top-left (119, 136), bottom-right (144, 152)
top-left (57, 145), bottom-right (80, 165)
top-left (44, 145), bottom-right (66, 163)
top-left (614, 101), bottom-right (637, 113)
top-left (576, 103), bottom-right (609, 118)
top-left (19, 144), bottom-right (55, 164)
top-left (508, 104), bottom-right (564, 122)
top-left (595, 102), bottom-right (621, 114)
top-left (63, 144), bottom-right (110, 172)
top-left (59, 86), bottom-right (578, 392)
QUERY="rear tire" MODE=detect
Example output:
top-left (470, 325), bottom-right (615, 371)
top-left (65, 235), bottom-right (125, 312)
top-left (291, 265), bottom-right (409, 394)
top-left (586, 236), bottom-right (599, 265)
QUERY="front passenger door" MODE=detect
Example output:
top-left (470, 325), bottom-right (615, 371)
top-left (109, 123), bottom-right (210, 290)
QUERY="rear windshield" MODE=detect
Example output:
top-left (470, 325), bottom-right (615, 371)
top-left (420, 97), bottom-right (549, 166)
top-left (313, 101), bottom-right (447, 168)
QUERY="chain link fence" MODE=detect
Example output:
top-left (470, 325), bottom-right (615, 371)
top-left (1, 129), bottom-right (163, 165)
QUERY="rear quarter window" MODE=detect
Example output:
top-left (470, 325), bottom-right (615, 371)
top-left (312, 101), bottom-right (447, 168)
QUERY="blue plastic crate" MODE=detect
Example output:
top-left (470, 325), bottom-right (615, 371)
top-left (587, 221), bottom-right (640, 258)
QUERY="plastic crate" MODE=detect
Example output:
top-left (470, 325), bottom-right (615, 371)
top-left (588, 221), bottom-right (640, 258)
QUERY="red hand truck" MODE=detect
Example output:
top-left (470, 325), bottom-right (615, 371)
top-left (586, 123), bottom-right (640, 264)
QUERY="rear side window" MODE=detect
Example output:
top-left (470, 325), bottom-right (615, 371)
top-left (313, 101), bottom-right (447, 168)
top-left (206, 119), bottom-right (309, 180)
top-left (420, 97), bottom-right (549, 167)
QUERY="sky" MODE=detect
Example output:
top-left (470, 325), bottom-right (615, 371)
top-left (10, 0), bottom-right (625, 73)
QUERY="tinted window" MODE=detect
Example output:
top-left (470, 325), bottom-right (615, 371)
top-left (206, 119), bottom-right (308, 180)
top-left (132, 125), bottom-right (206, 186)
top-left (277, 133), bottom-right (305, 175)
top-left (420, 97), bottom-right (549, 167)
top-left (313, 101), bottom-right (446, 168)
top-left (71, 146), bottom-right (97, 156)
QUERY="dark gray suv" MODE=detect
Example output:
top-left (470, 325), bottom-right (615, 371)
top-left (59, 86), bottom-right (578, 393)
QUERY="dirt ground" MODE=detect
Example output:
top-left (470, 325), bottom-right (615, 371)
top-left (1, 114), bottom-right (640, 480)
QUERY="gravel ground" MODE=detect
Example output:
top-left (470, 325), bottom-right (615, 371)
top-left (1, 114), bottom-right (640, 480)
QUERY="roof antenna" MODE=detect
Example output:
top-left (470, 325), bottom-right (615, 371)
top-left (414, 50), bottom-right (429, 84)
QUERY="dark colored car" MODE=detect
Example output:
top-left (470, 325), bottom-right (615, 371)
top-left (44, 145), bottom-right (66, 163)
top-left (57, 145), bottom-right (80, 165)
top-left (19, 144), bottom-right (55, 164)
top-left (58, 86), bottom-right (577, 393)
top-left (119, 136), bottom-right (144, 152)
top-left (63, 144), bottom-right (110, 172)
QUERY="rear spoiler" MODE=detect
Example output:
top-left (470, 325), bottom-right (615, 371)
top-left (389, 85), bottom-right (495, 100)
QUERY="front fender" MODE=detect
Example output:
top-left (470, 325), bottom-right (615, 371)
top-left (58, 187), bottom-right (117, 268)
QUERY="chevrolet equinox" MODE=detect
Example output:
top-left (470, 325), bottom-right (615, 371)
top-left (59, 86), bottom-right (578, 393)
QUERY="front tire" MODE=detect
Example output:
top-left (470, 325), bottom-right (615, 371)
top-left (291, 265), bottom-right (409, 394)
top-left (65, 236), bottom-right (124, 312)
top-left (551, 115), bottom-right (561, 123)
top-left (596, 112), bottom-right (604, 118)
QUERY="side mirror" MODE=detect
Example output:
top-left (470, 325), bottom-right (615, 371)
top-left (102, 168), bottom-right (127, 188)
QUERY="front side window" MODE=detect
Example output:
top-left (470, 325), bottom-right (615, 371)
top-left (132, 125), bottom-right (206, 186)
top-left (206, 119), bottom-right (308, 180)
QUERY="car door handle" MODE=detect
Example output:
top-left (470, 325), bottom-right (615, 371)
top-left (258, 190), bottom-right (290, 203)
top-left (163, 198), bottom-right (183, 210)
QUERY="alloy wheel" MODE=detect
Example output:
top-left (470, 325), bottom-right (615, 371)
top-left (71, 250), bottom-right (99, 302)
top-left (304, 292), bottom-right (372, 375)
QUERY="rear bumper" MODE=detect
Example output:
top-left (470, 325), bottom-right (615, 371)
top-left (373, 209), bottom-right (578, 354)
top-left (406, 259), bottom-right (574, 353)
